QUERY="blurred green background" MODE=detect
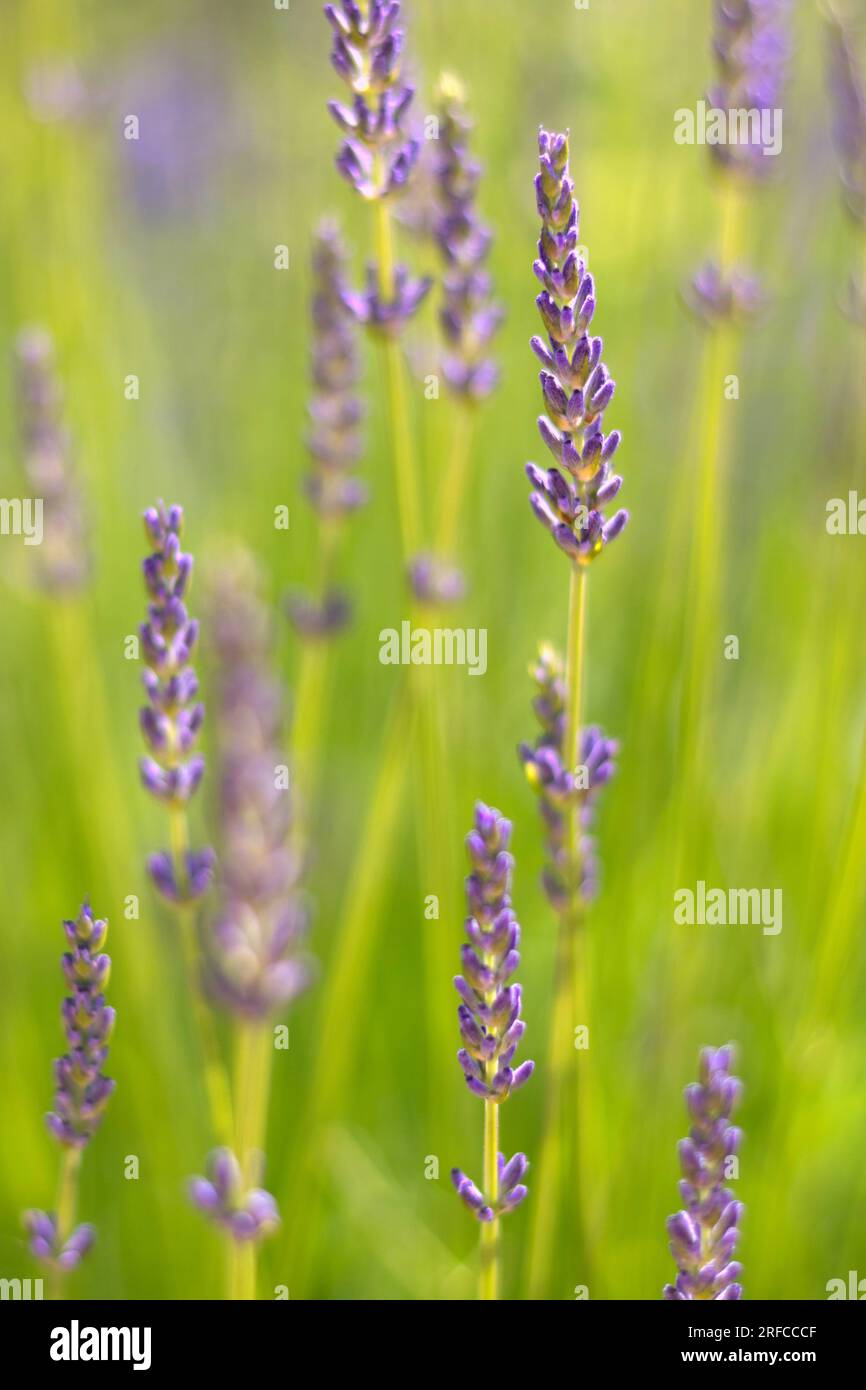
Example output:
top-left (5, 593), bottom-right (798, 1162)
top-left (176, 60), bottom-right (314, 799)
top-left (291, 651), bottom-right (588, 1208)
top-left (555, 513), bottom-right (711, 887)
top-left (2, 0), bottom-right (865, 1300)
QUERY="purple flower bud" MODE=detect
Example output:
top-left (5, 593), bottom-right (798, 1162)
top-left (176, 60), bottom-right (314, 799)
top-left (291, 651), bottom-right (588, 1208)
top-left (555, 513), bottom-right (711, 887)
top-left (189, 1148), bottom-right (280, 1244)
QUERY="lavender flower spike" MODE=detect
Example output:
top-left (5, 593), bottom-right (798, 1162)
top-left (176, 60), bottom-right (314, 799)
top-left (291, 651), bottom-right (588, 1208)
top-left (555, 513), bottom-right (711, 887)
top-left (452, 802), bottom-right (533, 1233)
top-left (664, 1045), bottom-right (744, 1301)
top-left (433, 73), bottom-right (503, 402)
top-left (287, 221), bottom-right (365, 639)
top-left (189, 1148), bottom-right (280, 1244)
top-left (46, 902), bottom-right (115, 1148)
top-left (708, 0), bottom-right (791, 180)
top-left (827, 9), bottom-right (866, 225)
top-left (324, 2), bottom-right (431, 335)
top-left (205, 550), bottom-right (313, 1018)
top-left (23, 902), bottom-right (115, 1278)
top-left (325, 1), bottom-right (419, 202)
top-left (139, 501), bottom-right (214, 904)
top-left (527, 130), bottom-right (626, 565)
top-left (519, 643), bottom-right (618, 913)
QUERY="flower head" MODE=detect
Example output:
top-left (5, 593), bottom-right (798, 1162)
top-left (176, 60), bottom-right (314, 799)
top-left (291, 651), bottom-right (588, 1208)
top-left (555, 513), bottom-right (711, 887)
top-left (527, 130), bottom-right (626, 565)
top-left (519, 643), bottom-right (618, 912)
top-left (46, 902), bottom-right (115, 1149)
top-left (432, 73), bottom-right (502, 401)
top-left (664, 1045), bottom-right (744, 1301)
top-left (709, 0), bottom-right (791, 179)
top-left (454, 803), bottom-right (534, 1106)
top-left (139, 501), bottom-right (213, 904)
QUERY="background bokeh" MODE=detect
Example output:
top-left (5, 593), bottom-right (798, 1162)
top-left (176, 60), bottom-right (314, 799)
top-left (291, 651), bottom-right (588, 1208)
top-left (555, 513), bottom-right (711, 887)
top-left (1, 0), bottom-right (865, 1300)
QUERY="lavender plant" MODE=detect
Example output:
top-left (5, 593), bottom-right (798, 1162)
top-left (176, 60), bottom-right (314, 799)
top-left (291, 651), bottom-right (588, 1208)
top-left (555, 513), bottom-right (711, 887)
top-left (523, 129), bottom-right (625, 1298)
top-left (15, 328), bottom-right (90, 592)
top-left (325, 0), bottom-right (430, 565)
top-left (451, 802), bottom-right (533, 1301)
top-left (689, 0), bottom-right (791, 318)
top-left (137, 501), bottom-right (230, 1144)
top-left (193, 551), bottom-right (312, 1298)
top-left (427, 71), bottom-right (502, 579)
top-left (287, 221), bottom-right (366, 642)
top-left (23, 903), bottom-right (114, 1293)
top-left (664, 1045), bottom-right (744, 1301)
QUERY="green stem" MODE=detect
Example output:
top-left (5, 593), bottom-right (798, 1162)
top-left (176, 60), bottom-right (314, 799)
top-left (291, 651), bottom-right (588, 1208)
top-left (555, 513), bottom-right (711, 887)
top-left (375, 197), bottom-right (423, 559)
top-left (231, 1022), bottom-right (273, 1301)
top-left (50, 1146), bottom-right (82, 1300)
top-left (169, 807), bottom-right (233, 1147)
top-left (286, 687), bottom-right (413, 1293)
top-left (480, 1099), bottom-right (500, 1301)
top-left (526, 565), bottom-right (587, 1298)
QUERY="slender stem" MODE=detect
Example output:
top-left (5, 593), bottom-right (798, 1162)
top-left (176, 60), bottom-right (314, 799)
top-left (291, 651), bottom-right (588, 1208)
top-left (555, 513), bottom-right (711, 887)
top-left (526, 565), bottom-right (588, 1298)
top-left (231, 1022), bottom-right (273, 1301)
top-left (480, 1099), bottom-right (500, 1300)
top-left (50, 1145), bottom-right (82, 1300)
top-left (374, 197), bottom-right (423, 559)
top-left (169, 807), bottom-right (233, 1146)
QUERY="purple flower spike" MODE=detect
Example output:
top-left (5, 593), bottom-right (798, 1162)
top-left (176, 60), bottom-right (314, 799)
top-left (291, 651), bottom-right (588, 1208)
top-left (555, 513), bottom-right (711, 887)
top-left (663, 1045), bottom-right (744, 1301)
top-left (528, 131), bottom-right (625, 567)
top-left (433, 73), bottom-right (503, 402)
top-left (325, 1), bottom-right (419, 203)
top-left (139, 500), bottom-right (213, 905)
top-left (288, 220), bottom-right (366, 638)
top-left (45, 902), bottom-right (115, 1149)
top-left (189, 1147), bottom-right (280, 1244)
top-left (204, 551), bottom-right (313, 1019)
top-left (452, 804), bottom-right (532, 1225)
top-left (518, 643), bottom-right (618, 912)
top-left (708, 0), bottom-right (791, 180)
top-left (686, 261), bottom-right (765, 325)
top-left (15, 327), bottom-right (90, 592)
top-left (23, 1210), bottom-right (96, 1271)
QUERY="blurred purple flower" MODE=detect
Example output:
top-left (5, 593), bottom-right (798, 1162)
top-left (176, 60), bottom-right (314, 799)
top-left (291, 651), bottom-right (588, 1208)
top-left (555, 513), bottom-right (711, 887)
top-left (189, 1147), bottom-right (280, 1243)
top-left (205, 551), bottom-right (313, 1019)
top-left (709, 0), bottom-right (791, 178)
top-left (15, 328), bottom-right (90, 593)
top-left (432, 73), bottom-right (503, 401)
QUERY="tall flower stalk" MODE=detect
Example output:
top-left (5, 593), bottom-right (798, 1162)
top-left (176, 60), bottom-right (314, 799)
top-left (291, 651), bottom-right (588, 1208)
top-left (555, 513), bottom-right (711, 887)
top-left (664, 1045), bottom-right (743, 1301)
top-left (193, 549), bottom-right (311, 1299)
top-left (677, 0), bottom-right (790, 808)
top-left (451, 803), bottom-right (533, 1301)
top-left (523, 128), bottom-right (625, 1293)
top-left (430, 71), bottom-right (502, 563)
top-left (325, 0), bottom-right (430, 569)
top-left (23, 903), bottom-right (114, 1299)
top-left (137, 500), bottom-right (231, 1144)
top-left (289, 220), bottom-right (367, 810)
